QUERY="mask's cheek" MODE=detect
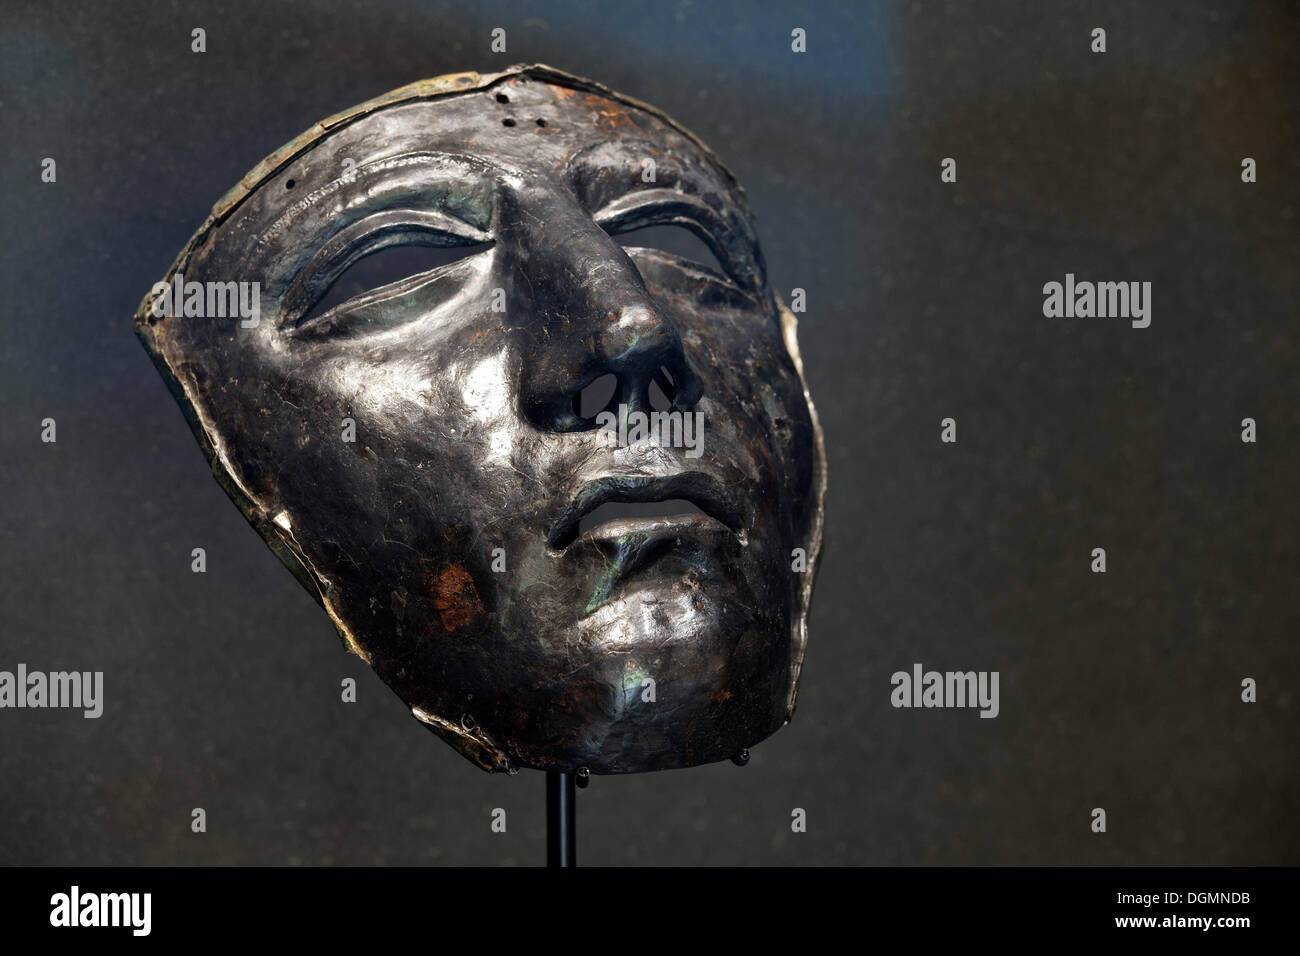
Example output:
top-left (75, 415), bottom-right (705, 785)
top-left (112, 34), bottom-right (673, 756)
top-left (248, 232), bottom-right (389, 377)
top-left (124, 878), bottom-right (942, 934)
top-left (224, 351), bottom-right (512, 725)
top-left (227, 329), bottom-right (540, 659)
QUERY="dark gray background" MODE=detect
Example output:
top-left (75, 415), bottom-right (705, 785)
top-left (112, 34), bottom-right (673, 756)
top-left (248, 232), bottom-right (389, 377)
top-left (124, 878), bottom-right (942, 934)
top-left (1, 0), bottom-right (1296, 865)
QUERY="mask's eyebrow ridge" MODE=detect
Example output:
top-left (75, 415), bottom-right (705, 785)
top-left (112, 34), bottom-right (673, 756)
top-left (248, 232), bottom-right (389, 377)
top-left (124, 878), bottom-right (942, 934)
top-left (254, 152), bottom-right (498, 254)
top-left (562, 137), bottom-right (696, 185)
top-left (593, 188), bottom-right (722, 231)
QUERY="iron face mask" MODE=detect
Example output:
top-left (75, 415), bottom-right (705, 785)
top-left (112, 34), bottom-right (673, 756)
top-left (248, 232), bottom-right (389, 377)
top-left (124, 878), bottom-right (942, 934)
top-left (136, 64), bottom-right (826, 775)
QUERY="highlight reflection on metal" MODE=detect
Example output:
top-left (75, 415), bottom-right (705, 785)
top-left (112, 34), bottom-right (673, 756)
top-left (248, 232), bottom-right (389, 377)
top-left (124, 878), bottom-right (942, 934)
top-left (136, 64), bottom-right (826, 774)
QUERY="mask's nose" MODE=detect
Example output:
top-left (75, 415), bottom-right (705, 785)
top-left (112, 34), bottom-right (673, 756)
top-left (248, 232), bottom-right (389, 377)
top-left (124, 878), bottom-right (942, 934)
top-left (506, 189), bottom-right (702, 433)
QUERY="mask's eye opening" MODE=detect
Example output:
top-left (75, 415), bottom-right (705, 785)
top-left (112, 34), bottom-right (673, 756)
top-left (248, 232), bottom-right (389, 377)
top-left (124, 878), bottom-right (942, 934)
top-left (300, 241), bottom-right (492, 325)
top-left (612, 224), bottom-right (728, 279)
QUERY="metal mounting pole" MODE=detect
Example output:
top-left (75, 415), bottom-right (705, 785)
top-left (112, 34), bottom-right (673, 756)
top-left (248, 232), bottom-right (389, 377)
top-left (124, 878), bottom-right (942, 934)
top-left (546, 770), bottom-right (576, 867)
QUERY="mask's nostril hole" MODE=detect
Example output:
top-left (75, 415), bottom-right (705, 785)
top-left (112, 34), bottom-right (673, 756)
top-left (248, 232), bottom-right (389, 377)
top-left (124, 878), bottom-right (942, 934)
top-left (652, 365), bottom-right (678, 409)
top-left (502, 117), bottom-right (516, 127)
top-left (285, 179), bottom-right (296, 190)
top-left (496, 93), bottom-right (509, 103)
top-left (576, 373), bottom-right (619, 419)
top-left (536, 117), bottom-right (547, 127)
top-left (648, 378), bottom-right (672, 412)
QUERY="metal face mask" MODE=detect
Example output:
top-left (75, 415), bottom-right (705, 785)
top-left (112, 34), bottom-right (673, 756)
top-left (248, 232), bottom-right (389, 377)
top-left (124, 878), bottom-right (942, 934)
top-left (136, 65), bottom-right (826, 774)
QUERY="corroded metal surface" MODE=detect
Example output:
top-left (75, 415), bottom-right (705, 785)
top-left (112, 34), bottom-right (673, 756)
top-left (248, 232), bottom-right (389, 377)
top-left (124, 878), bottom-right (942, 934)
top-left (136, 64), bottom-right (826, 774)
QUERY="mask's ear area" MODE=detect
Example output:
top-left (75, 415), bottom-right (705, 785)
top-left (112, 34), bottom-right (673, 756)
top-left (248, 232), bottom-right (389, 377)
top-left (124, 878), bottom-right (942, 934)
top-left (133, 270), bottom-right (337, 648)
top-left (775, 293), bottom-right (827, 720)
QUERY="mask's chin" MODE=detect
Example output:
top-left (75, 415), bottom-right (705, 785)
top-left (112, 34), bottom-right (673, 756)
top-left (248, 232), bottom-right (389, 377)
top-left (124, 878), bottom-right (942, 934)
top-left (445, 499), bottom-right (795, 771)
top-left (501, 573), bottom-right (791, 773)
top-left (328, 529), bottom-right (791, 773)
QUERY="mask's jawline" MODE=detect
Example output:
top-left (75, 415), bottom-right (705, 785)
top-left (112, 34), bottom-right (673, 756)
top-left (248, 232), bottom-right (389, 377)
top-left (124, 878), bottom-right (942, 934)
top-left (411, 706), bottom-right (514, 774)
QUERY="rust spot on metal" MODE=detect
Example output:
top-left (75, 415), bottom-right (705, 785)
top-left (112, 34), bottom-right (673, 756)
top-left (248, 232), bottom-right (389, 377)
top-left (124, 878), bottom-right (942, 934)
top-left (431, 564), bottom-right (483, 631)
top-left (582, 92), bottom-right (642, 135)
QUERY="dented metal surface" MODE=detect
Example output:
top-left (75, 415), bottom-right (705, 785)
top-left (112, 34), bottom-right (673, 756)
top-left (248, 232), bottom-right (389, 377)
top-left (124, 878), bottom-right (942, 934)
top-left (135, 64), bottom-right (826, 774)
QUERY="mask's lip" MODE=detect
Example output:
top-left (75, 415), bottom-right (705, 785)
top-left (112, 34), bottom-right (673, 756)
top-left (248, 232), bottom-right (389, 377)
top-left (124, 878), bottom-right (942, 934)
top-left (548, 472), bottom-right (746, 552)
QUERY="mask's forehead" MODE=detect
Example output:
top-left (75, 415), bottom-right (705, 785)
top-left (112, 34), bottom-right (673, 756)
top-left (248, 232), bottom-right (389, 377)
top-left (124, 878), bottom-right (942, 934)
top-left (199, 79), bottom-right (748, 265)
top-left (171, 78), bottom-right (768, 335)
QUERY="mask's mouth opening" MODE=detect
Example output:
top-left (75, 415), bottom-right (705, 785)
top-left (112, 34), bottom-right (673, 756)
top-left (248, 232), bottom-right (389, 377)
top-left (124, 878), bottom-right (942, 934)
top-left (549, 473), bottom-right (745, 551)
top-left (576, 499), bottom-right (706, 540)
